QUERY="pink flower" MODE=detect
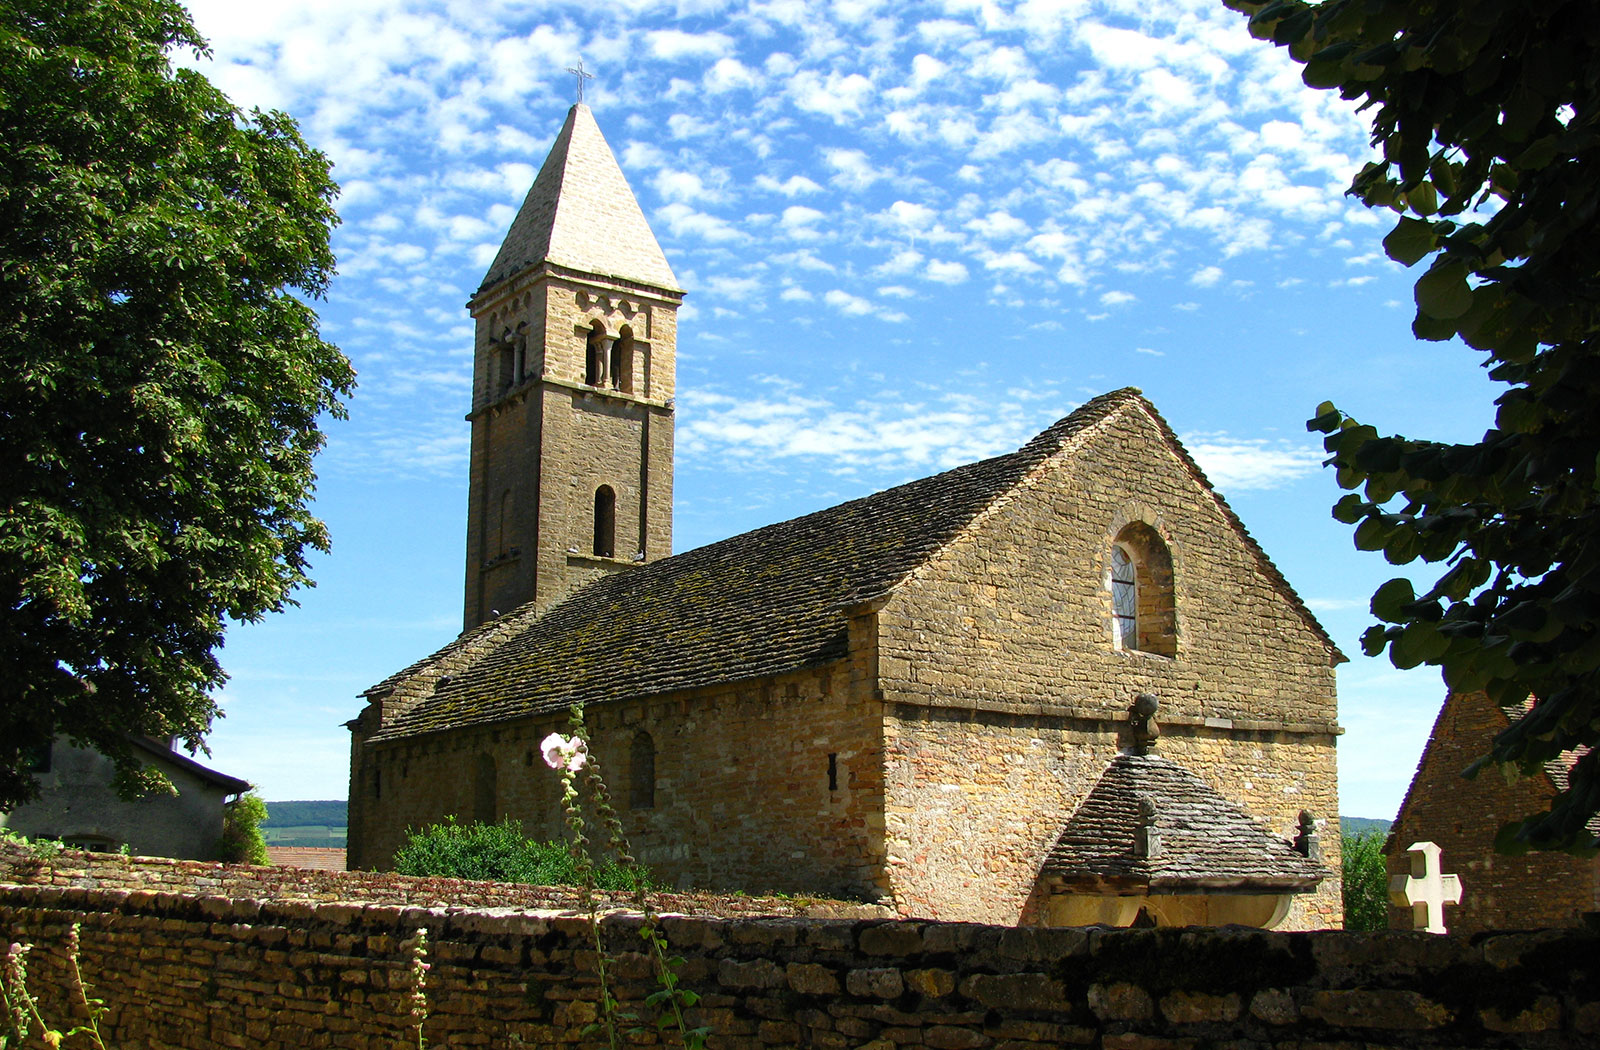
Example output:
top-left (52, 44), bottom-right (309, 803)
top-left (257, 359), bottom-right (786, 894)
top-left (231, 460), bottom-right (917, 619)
top-left (540, 732), bottom-right (588, 772)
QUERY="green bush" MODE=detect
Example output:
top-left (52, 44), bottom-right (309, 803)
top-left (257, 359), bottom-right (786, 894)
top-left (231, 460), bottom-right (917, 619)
top-left (220, 792), bottom-right (270, 865)
top-left (392, 816), bottom-right (645, 890)
top-left (1342, 830), bottom-right (1389, 931)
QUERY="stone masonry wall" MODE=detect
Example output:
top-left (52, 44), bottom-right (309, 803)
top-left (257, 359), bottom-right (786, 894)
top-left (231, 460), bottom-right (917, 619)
top-left (354, 663), bottom-right (888, 903)
top-left (1387, 690), bottom-right (1600, 932)
top-left (877, 403), bottom-right (1342, 928)
top-left (2, 849), bottom-right (1597, 1050)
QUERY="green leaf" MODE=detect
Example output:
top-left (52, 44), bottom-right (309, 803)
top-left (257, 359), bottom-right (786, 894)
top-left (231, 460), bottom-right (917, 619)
top-left (1403, 181), bottom-right (1439, 216)
top-left (1383, 217), bottom-right (1438, 266)
top-left (1371, 577), bottom-right (1416, 621)
top-left (1415, 261), bottom-right (1473, 319)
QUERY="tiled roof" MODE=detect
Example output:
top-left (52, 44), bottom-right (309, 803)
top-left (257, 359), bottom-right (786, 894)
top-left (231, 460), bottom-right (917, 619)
top-left (478, 104), bottom-right (680, 295)
top-left (1041, 752), bottom-right (1327, 891)
top-left (1499, 700), bottom-right (1600, 838)
top-left (369, 389), bottom-right (1145, 741)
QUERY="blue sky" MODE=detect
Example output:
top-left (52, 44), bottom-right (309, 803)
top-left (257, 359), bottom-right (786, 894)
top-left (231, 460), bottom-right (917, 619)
top-left (181, 0), bottom-right (1498, 820)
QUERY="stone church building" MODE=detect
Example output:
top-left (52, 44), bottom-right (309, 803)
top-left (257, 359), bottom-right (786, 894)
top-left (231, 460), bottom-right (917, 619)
top-left (348, 104), bottom-right (1346, 929)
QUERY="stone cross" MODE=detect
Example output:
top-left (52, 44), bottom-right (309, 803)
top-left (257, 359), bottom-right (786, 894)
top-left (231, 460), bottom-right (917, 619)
top-left (566, 61), bottom-right (594, 104)
top-left (1388, 840), bottom-right (1463, 934)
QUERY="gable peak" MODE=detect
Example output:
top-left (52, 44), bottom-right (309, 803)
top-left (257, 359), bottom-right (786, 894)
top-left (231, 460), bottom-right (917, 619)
top-left (479, 104), bottom-right (680, 295)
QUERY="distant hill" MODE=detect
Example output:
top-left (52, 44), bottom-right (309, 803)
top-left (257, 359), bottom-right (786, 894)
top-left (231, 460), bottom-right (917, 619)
top-left (261, 800), bottom-right (346, 827)
top-left (1342, 816), bottom-right (1393, 837)
top-left (260, 800), bottom-right (347, 848)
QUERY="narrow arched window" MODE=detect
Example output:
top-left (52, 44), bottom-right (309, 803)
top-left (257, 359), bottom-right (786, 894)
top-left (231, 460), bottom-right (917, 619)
top-left (630, 731), bottom-right (656, 810)
top-left (472, 753), bottom-right (497, 824)
top-left (1109, 523), bottom-right (1177, 657)
top-left (1111, 545), bottom-right (1137, 649)
top-left (593, 486), bottom-right (616, 558)
top-left (585, 321), bottom-right (607, 386)
top-left (611, 326), bottom-right (635, 394)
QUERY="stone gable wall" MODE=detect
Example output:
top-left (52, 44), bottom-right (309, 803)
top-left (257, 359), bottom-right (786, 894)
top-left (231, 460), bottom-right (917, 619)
top-left (2, 850), bottom-right (1596, 1049)
top-left (877, 405), bottom-right (1342, 929)
top-left (1386, 690), bottom-right (1600, 932)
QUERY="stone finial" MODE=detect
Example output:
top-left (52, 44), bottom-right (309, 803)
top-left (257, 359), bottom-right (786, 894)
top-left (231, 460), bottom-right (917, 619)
top-left (1389, 840), bottom-right (1463, 934)
top-left (1130, 693), bottom-right (1160, 754)
top-left (1133, 794), bottom-right (1161, 858)
top-left (1294, 810), bottom-right (1323, 863)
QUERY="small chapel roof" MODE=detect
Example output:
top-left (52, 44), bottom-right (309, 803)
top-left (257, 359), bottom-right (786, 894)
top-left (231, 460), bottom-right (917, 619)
top-left (477, 104), bottom-right (681, 295)
top-left (366, 388), bottom-right (1339, 742)
top-left (1041, 752), bottom-right (1327, 892)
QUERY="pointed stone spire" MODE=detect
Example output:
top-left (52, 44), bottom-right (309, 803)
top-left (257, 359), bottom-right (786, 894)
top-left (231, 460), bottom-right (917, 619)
top-left (480, 104), bottom-right (680, 294)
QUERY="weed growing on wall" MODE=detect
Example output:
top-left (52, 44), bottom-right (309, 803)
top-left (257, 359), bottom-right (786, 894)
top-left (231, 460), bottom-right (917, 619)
top-left (1, 924), bottom-right (107, 1050)
top-left (545, 706), bottom-right (710, 1050)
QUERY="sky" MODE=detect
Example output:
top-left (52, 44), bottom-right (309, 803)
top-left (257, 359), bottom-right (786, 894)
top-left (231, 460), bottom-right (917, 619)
top-left (178, 0), bottom-right (1501, 821)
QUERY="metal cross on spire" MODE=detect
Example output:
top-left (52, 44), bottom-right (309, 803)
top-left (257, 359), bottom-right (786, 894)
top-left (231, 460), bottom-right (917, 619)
top-left (566, 61), bottom-right (594, 104)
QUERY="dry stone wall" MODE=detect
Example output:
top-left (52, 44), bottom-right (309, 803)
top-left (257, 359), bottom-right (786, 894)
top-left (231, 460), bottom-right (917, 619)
top-left (2, 848), bottom-right (1596, 1050)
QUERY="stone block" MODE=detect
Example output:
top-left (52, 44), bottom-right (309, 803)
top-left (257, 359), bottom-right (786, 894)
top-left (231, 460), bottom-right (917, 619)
top-left (846, 967), bottom-right (905, 999)
top-left (1088, 981), bottom-right (1154, 1022)
top-left (1247, 988), bottom-right (1298, 1025)
top-left (787, 962), bottom-right (841, 996)
top-left (1302, 989), bottom-right (1450, 1030)
top-left (860, 923), bottom-right (923, 956)
top-left (717, 958), bottom-right (784, 990)
top-left (1479, 996), bottom-right (1560, 1033)
top-left (905, 967), bottom-right (956, 999)
top-left (1159, 990), bottom-right (1241, 1024)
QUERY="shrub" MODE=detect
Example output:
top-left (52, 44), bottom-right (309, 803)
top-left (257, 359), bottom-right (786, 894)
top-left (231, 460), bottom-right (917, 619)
top-left (220, 792), bottom-right (270, 865)
top-left (392, 816), bottom-right (644, 890)
top-left (1342, 830), bottom-right (1389, 931)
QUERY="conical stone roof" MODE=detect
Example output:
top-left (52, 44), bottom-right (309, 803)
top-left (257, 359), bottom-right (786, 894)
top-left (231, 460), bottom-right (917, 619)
top-left (479, 104), bottom-right (680, 294)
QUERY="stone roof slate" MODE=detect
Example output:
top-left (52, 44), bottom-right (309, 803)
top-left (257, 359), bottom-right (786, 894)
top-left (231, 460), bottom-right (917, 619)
top-left (478, 104), bottom-right (680, 295)
top-left (366, 387), bottom-right (1339, 742)
top-left (1041, 752), bottom-right (1327, 891)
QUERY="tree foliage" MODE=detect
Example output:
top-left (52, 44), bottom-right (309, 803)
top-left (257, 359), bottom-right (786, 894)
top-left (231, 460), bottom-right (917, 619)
top-left (219, 791), bottom-right (269, 865)
top-left (1340, 830), bottom-right (1388, 930)
top-left (0, 0), bottom-right (354, 808)
top-left (1227, 0), bottom-right (1600, 851)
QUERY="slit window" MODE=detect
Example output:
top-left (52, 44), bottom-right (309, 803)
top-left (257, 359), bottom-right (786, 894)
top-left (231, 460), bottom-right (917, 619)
top-left (593, 486), bottom-right (616, 558)
top-left (585, 321), bottom-right (607, 386)
top-left (611, 327), bottom-right (634, 394)
top-left (827, 752), bottom-right (839, 792)
top-left (1111, 545), bottom-right (1137, 649)
top-left (630, 732), bottom-right (656, 810)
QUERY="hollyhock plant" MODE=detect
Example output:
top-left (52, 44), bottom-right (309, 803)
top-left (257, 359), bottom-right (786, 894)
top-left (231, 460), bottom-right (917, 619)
top-left (541, 733), bottom-right (588, 772)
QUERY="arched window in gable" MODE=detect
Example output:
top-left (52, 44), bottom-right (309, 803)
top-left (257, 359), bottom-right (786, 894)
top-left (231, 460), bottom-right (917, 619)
top-left (630, 731), bottom-right (656, 810)
top-left (585, 320), bottom-right (608, 386)
top-left (593, 486), bottom-right (616, 558)
top-left (1109, 522), bottom-right (1177, 657)
top-left (611, 326), bottom-right (635, 394)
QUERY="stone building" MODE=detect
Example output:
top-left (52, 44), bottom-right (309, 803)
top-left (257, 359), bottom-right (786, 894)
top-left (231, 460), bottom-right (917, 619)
top-left (348, 103), bottom-right (1345, 929)
top-left (1386, 689), bottom-right (1599, 931)
top-left (1, 735), bottom-right (250, 860)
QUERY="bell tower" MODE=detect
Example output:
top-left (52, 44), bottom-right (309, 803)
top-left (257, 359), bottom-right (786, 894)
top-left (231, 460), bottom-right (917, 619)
top-left (463, 103), bottom-right (682, 630)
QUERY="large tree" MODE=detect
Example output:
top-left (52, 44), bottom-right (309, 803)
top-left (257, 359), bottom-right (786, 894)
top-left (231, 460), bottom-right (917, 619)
top-left (0, 0), bottom-right (353, 807)
top-left (1228, 0), bottom-right (1599, 850)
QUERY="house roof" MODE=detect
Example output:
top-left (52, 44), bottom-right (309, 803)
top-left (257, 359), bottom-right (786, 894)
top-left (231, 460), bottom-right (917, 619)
top-left (477, 104), bottom-right (680, 296)
top-left (1041, 752), bottom-right (1327, 892)
top-left (128, 736), bottom-right (251, 795)
top-left (366, 388), bottom-right (1339, 743)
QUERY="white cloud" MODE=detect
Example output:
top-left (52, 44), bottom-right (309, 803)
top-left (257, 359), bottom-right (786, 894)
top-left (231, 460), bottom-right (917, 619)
top-left (1100, 290), bottom-right (1136, 306)
top-left (646, 29), bottom-right (736, 60)
top-left (825, 148), bottom-right (884, 191)
top-left (1190, 265), bottom-right (1224, 287)
top-left (926, 259), bottom-right (969, 284)
top-left (1183, 435), bottom-right (1325, 491)
top-left (704, 57), bottom-right (762, 92)
top-left (789, 70), bottom-right (875, 120)
top-left (756, 174), bottom-right (825, 197)
top-left (824, 289), bottom-right (874, 315)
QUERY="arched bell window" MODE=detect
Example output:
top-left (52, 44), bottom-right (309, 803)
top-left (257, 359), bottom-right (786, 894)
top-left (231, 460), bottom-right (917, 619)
top-left (611, 326), bottom-right (635, 394)
top-left (585, 320), bottom-right (607, 386)
top-left (593, 486), bottom-right (616, 558)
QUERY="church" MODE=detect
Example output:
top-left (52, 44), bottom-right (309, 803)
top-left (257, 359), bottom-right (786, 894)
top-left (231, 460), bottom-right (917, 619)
top-left (347, 103), bottom-right (1346, 930)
